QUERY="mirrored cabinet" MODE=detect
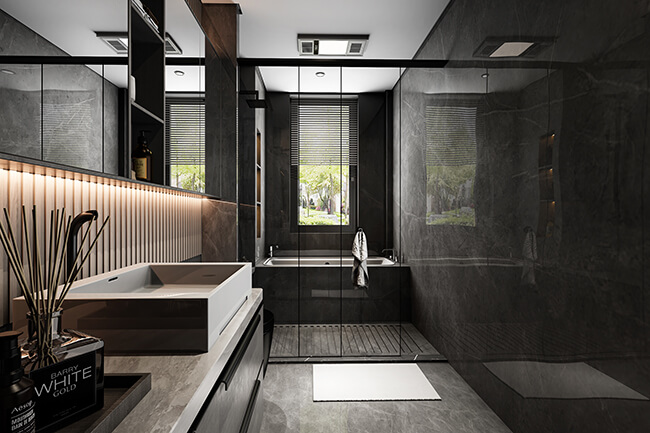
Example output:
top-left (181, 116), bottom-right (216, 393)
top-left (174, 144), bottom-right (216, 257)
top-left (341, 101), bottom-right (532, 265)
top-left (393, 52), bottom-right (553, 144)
top-left (0, 0), bottom-right (211, 193)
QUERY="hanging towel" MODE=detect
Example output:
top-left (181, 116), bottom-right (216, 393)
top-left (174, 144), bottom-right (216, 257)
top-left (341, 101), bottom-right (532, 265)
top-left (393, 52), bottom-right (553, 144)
top-left (521, 227), bottom-right (537, 286)
top-left (352, 228), bottom-right (369, 289)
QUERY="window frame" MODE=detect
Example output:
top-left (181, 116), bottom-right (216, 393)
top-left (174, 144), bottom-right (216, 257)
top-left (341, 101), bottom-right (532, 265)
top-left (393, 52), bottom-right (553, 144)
top-left (289, 95), bottom-right (359, 233)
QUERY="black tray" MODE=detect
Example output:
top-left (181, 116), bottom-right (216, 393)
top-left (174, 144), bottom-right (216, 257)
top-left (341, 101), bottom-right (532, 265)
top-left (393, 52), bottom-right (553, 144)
top-left (59, 373), bottom-right (151, 433)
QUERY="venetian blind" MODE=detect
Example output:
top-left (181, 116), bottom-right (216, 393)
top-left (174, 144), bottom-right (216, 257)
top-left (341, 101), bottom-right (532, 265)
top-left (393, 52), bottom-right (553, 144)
top-left (425, 105), bottom-right (477, 167)
top-left (165, 99), bottom-right (205, 166)
top-left (290, 97), bottom-right (358, 166)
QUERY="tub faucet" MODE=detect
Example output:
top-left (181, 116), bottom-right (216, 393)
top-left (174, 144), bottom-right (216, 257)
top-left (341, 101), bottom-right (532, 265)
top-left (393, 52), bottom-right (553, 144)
top-left (67, 210), bottom-right (98, 281)
top-left (269, 245), bottom-right (279, 258)
top-left (381, 248), bottom-right (398, 262)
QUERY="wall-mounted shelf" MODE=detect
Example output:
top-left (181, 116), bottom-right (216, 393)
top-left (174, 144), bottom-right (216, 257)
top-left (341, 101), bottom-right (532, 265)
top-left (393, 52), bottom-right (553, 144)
top-left (131, 101), bottom-right (164, 125)
top-left (128, 0), bottom-right (165, 185)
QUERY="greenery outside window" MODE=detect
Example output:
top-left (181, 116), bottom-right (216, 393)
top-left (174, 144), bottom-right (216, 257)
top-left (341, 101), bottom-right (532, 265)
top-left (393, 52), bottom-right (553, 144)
top-left (290, 96), bottom-right (358, 230)
top-left (165, 98), bottom-right (205, 193)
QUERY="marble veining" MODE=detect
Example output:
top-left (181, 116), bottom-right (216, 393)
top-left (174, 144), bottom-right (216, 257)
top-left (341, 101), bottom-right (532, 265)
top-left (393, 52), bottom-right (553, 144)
top-left (105, 289), bottom-right (262, 433)
top-left (393, 0), bottom-right (650, 432)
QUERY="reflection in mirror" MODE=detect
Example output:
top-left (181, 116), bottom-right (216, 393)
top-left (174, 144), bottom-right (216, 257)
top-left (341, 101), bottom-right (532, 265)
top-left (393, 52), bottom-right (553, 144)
top-left (42, 64), bottom-right (119, 174)
top-left (0, 63), bottom-right (42, 160)
top-left (0, 0), bottom-right (127, 175)
top-left (164, 0), bottom-right (208, 192)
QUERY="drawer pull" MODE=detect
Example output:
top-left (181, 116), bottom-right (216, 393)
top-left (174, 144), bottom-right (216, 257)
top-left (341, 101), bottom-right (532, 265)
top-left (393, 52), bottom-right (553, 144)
top-left (239, 380), bottom-right (261, 433)
top-left (220, 313), bottom-right (261, 391)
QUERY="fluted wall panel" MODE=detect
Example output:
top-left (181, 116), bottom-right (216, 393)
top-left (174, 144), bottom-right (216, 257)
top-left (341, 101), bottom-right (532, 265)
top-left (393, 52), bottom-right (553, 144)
top-left (0, 166), bottom-right (203, 325)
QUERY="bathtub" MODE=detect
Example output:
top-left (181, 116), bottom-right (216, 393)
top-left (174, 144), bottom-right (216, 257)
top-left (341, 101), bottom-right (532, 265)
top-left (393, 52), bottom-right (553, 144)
top-left (262, 256), bottom-right (395, 267)
top-left (254, 255), bottom-right (408, 324)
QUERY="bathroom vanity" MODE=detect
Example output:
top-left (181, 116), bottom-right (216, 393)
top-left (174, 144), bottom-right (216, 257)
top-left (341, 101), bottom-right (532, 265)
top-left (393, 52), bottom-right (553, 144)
top-left (13, 264), bottom-right (264, 433)
top-left (104, 288), bottom-right (264, 433)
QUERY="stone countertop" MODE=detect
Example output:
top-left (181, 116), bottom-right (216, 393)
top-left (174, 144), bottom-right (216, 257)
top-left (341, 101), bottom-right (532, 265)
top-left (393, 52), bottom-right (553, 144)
top-left (104, 289), bottom-right (263, 433)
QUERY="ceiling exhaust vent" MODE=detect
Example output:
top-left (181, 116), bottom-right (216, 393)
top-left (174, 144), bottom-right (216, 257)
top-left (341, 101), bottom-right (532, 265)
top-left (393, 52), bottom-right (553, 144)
top-left (95, 32), bottom-right (128, 55)
top-left (96, 32), bottom-right (182, 55)
top-left (300, 40), bottom-right (314, 55)
top-left (165, 33), bottom-right (183, 55)
top-left (473, 37), bottom-right (554, 58)
top-left (297, 34), bottom-right (369, 56)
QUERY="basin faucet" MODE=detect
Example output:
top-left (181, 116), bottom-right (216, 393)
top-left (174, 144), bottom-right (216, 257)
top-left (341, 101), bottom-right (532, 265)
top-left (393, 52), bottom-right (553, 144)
top-left (67, 210), bottom-right (98, 280)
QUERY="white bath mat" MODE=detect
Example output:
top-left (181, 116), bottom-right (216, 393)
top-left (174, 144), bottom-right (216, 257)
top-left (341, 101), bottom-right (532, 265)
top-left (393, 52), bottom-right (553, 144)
top-left (484, 361), bottom-right (648, 400)
top-left (312, 363), bottom-right (441, 401)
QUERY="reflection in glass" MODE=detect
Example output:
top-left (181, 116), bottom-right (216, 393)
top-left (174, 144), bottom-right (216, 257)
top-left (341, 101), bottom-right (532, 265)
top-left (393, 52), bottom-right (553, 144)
top-left (425, 101), bottom-right (477, 226)
top-left (42, 64), bottom-right (108, 172)
top-left (165, 100), bottom-right (205, 192)
top-left (0, 64), bottom-right (42, 160)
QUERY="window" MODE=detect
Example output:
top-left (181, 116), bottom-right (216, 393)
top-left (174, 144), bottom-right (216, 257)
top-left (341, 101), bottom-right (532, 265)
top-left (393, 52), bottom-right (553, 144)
top-left (290, 96), bottom-right (358, 229)
top-left (425, 102), bottom-right (477, 226)
top-left (165, 98), bottom-right (205, 193)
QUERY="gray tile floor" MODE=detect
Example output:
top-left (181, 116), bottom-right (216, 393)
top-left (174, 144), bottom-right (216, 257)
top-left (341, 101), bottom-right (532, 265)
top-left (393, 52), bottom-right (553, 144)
top-left (260, 362), bottom-right (512, 433)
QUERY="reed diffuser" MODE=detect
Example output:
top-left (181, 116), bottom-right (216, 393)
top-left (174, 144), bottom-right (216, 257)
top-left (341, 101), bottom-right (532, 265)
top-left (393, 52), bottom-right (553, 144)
top-left (0, 206), bottom-right (109, 431)
top-left (0, 206), bottom-right (108, 367)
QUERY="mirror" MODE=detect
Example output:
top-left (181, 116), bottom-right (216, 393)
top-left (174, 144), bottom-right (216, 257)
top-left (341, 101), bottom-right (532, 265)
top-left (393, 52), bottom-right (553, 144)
top-left (163, 0), bottom-right (211, 193)
top-left (0, 0), bottom-right (128, 175)
top-left (0, 0), bottom-right (214, 188)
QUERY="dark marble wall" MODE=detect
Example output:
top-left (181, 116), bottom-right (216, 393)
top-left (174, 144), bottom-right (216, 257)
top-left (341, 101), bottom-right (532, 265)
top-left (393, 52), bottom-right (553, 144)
top-left (238, 66), bottom-right (267, 263)
top-left (193, 3), bottom-right (239, 202)
top-left (0, 9), bottom-right (119, 174)
top-left (187, 2), bottom-right (242, 259)
top-left (396, 0), bottom-right (650, 432)
top-left (264, 92), bottom-right (389, 254)
top-left (202, 198), bottom-right (237, 262)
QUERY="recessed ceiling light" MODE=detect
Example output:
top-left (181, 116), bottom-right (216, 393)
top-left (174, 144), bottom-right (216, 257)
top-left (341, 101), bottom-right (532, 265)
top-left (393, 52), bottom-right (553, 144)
top-left (318, 40), bottom-right (348, 55)
top-left (315, 71), bottom-right (325, 78)
top-left (481, 72), bottom-right (489, 79)
top-left (1, 69), bottom-right (16, 75)
top-left (490, 42), bottom-right (534, 57)
top-left (174, 70), bottom-right (185, 76)
top-left (473, 37), bottom-right (554, 58)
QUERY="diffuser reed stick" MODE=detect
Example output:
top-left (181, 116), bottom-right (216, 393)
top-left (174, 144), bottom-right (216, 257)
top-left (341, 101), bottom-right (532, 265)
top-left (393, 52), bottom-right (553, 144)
top-left (0, 206), bottom-right (109, 368)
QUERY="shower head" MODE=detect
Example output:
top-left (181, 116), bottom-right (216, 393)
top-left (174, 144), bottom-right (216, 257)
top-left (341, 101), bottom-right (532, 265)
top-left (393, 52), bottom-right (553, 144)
top-left (246, 98), bottom-right (268, 109)
top-left (240, 90), bottom-right (271, 110)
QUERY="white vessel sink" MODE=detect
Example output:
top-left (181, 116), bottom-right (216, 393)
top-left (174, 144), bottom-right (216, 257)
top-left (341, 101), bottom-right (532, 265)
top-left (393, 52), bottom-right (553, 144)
top-left (13, 263), bottom-right (252, 354)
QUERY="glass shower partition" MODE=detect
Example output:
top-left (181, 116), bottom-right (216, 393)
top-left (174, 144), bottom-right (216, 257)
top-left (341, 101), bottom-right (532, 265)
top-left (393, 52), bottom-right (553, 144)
top-left (260, 64), bottom-right (442, 360)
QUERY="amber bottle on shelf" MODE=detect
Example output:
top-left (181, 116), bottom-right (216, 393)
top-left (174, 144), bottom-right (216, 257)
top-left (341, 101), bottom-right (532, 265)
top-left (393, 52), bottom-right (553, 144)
top-left (132, 130), bottom-right (153, 181)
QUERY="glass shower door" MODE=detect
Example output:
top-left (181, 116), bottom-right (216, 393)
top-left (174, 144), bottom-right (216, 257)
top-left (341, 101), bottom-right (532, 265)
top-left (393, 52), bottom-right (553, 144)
top-left (297, 66), bottom-right (345, 357)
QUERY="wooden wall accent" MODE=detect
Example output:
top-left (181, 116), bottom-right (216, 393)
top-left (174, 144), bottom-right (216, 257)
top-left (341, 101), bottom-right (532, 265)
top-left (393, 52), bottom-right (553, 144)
top-left (0, 164), bottom-right (203, 325)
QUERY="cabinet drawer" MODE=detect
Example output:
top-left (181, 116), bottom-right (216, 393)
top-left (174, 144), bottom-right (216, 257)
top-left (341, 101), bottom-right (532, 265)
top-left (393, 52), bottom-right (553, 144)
top-left (192, 312), bottom-right (263, 433)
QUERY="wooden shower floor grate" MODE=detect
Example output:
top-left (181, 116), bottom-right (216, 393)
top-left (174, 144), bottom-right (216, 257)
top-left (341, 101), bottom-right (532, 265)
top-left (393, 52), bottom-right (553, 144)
top-left (270, 323), bottom-right (440, 358)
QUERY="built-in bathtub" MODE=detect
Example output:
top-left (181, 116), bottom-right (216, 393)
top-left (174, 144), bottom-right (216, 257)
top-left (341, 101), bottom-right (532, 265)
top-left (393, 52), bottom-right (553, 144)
top-left (254, 254), bottom-right (409, 324)
top-left (262, 256), bottom-right (395, 267)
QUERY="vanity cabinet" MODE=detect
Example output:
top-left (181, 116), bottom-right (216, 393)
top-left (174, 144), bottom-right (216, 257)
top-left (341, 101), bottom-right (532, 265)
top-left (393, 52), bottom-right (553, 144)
top-left (190, 307), bottom-right (264, 433)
